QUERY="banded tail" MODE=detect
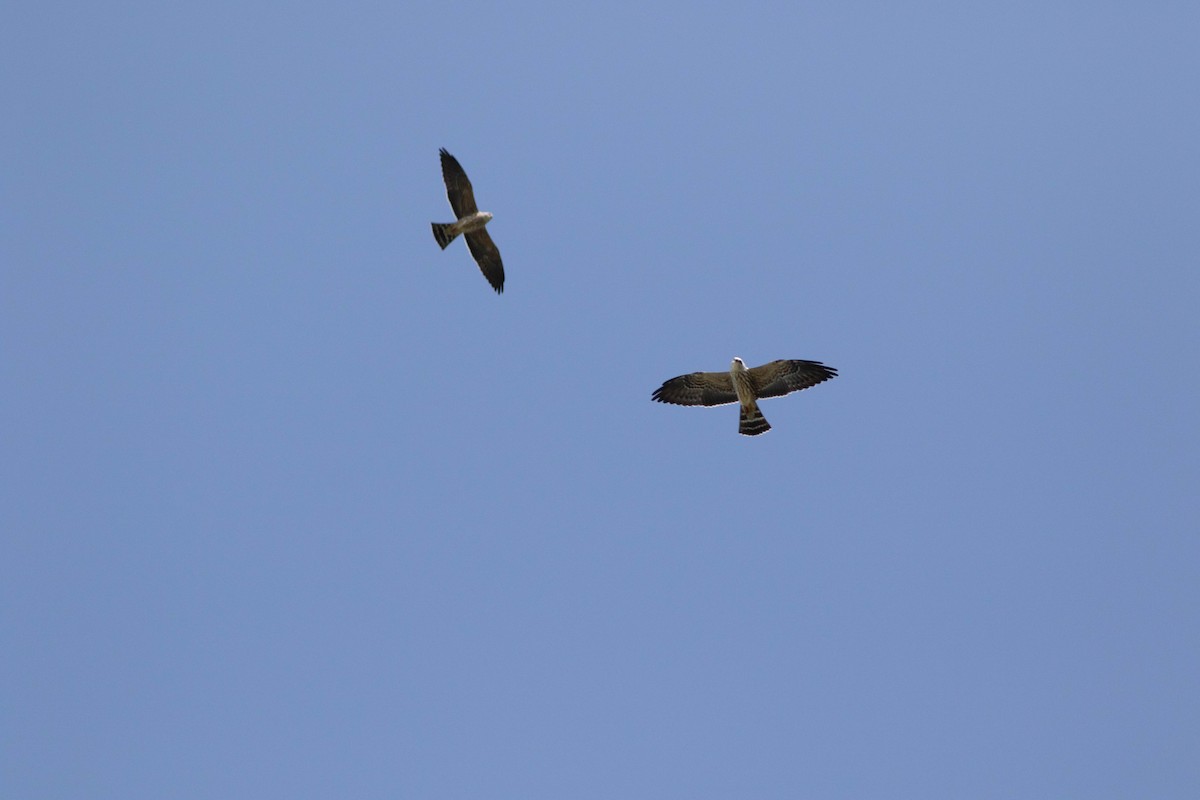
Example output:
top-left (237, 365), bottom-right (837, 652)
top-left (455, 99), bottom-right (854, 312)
top-left (431, 222), bottom-right (458, 249)
top-left (739, 402), bottom-right (771, 436)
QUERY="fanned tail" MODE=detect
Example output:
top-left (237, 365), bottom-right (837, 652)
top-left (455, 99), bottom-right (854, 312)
top-left (431, 222), bottom-right (457, 249)
top-left (739, 403), bottom-right (771, 436)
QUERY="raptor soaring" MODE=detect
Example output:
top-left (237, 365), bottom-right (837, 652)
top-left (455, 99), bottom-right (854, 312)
top-left (652, 358), bottom-right (837, 436)
top-left (431, 148), bottom-right (505, 294)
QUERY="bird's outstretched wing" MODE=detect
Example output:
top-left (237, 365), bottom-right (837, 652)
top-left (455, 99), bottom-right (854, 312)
top-left (651, 371), bottom-right (738, 406)
top-left (439, 148), bottom-right (478, 219)
top-left (464, 229), bottom-right (505, 294)
top-left (749, 360), bottom-right (838, 399)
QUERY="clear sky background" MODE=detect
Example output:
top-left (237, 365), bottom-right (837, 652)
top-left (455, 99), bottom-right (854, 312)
top-left (5, 2), bottom-right (1199, 798)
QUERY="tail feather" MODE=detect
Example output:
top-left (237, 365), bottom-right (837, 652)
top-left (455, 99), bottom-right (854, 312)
top-left (431, 222), bottom-right (458, 249)
top-left (739, 403), bottom-right (771, 436)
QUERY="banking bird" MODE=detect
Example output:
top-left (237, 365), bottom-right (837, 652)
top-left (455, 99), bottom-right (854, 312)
top-left (652, 358), bottom-right (837, 436)
top-left (431, 148), bottom-right (505, 294)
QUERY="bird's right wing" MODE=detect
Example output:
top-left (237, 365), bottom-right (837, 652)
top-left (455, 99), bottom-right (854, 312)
top-left (652, 371), bottom-right (738, 406)
top-left (440, 148), bottom-right (479, 218)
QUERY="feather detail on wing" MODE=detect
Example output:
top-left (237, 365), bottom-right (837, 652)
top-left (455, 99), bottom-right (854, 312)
top-left (651, 371), bottom-right (738, 406)
top-left (440, 148), bottom-right (478, 219)
top-left (464, 229), bottom-right (505, 294)
top-left (749, 360), bottom-right (838, 399)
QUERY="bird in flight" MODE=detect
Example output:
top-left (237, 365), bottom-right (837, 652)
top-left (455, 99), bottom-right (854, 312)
top-left (652, 358), bottom-right (837, 436)
top-left (431, 148), bottom-right (505, 294)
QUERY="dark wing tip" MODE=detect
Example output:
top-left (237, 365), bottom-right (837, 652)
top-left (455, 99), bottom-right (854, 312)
top-left (808, 361), bottom-right (837, 382)
top-left (651, 379), bottom-right (687, 405)
top-left (485, 259), bottom-right (504, 293)
top-left (786, 358), bottom-right (838, 381)
top-left (796, 360), bottom-right (838, 390)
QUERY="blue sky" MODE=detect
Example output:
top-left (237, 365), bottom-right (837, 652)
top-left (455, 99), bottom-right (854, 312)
top-left (6, 2), bottom-right (1199, 797)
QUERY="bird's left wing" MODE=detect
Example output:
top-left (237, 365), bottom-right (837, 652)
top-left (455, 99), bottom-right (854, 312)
top-left (464, 229), bottom-right (505, 294)
top-left (750, 360), bottom-right (838, 399)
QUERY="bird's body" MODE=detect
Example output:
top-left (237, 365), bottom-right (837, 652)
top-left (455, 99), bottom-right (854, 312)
top-left (652, 358), bottom-right (837, 436)
top-left (432, 148), bottom-right (505, 293)
top-left (431, 210), bottom-right (493, 248)
top-left (729, 357), bottom-right (771, 435)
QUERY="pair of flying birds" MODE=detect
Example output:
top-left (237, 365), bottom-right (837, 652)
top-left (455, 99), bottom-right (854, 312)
top-left (431, 148), bottom-right (837, 436)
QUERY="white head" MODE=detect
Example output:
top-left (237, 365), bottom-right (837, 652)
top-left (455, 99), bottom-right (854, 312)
top-left (479, 211), bottom-right (493, 223)
top-left (730, 357), bottom-right (746, 372)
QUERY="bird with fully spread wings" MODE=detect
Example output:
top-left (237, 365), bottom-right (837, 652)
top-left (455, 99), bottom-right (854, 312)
top-left (652, 358), bottom-right (837, 436)
top-left (431, 148), bottom-right (505, 294)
